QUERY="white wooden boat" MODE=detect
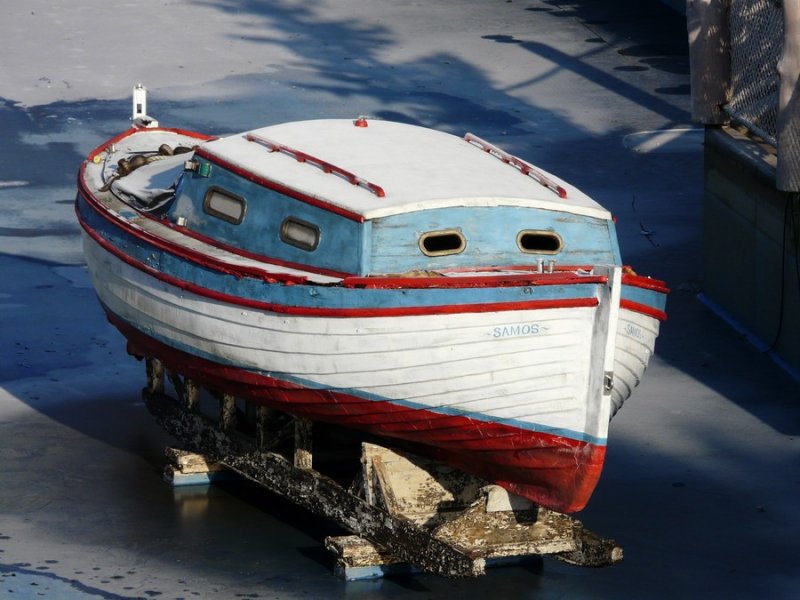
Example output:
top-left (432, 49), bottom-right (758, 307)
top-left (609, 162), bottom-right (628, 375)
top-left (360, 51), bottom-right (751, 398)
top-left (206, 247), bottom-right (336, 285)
top-left (76, 90), bottom-right (666, 513)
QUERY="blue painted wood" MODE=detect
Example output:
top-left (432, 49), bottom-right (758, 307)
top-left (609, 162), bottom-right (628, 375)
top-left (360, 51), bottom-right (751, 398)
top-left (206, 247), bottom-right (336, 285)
top-left (79, 194), bottom-right (604, 312)
top-left (167, 470), bottom-right (241, 487)
top-left (166, 164), bottom-right (620, 277)
top-left (621, 283), bottom-right (667, 312)
top-left (368, 206), bottom-right (618, 274)
top-left (169, 165), bottom-right (365, 274)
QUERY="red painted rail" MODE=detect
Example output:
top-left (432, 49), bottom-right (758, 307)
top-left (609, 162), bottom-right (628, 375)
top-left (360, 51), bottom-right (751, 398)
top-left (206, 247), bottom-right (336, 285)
top-left (245, 133), bottom-right (386, 198)
top-left (464, 133), bottom-right (568, 199)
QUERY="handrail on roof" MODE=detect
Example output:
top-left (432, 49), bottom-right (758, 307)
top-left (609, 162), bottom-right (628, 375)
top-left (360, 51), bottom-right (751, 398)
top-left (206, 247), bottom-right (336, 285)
top-left (245, 133), bottom-right (386, 198)
top-left (464, 133), bottom-right (568, 199)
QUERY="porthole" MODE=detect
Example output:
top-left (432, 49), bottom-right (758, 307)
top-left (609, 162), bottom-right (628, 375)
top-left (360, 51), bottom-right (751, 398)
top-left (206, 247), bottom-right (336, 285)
top-left (203, 187), bottom-right (246, 224)
top-left (281, 217), bottom-right (320, 251)
top-left (419, 230), bottom-right (466, 257)
top-left (517, 230), bottom-right (562, 254)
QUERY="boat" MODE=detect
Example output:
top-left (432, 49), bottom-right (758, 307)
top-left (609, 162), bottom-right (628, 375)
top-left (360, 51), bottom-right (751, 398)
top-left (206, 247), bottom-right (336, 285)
top-left (75, 87), bottom-right (667, 514)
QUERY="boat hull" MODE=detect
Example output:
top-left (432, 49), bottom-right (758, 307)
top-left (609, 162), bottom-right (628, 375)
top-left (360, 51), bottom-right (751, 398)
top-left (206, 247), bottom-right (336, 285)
top-left (75, 122), bottom-right (666, 514)
top-left (80, 227), bottom-right (616, 513)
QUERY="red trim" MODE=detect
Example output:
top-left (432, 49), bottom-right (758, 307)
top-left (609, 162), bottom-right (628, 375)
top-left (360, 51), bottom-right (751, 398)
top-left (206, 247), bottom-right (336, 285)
top-left (159, 218), bottom-right (354, 280)
top-left (78, 176), bottom-right (613, 292)
top-left (114, 314), bottom-right (606, 513)
top-left (622, 271), bottom-right (669, 294)
top-left (78, 153), bottom-right (353, 280)
top-left (86, 126), bottom-right (215, 162)
top-left (77, 184), bottom-right (309, 285)
top-left (195, 147), bottom-right (366, 223)
top-left (620, 299), bottom-right (667, 321)
top-left (246, 132), bottom-right (386, 198)
top-left (464, 133), bottom-right (569, 199)
top-left (342, 272), bottom-right (608, 289)
top-left (439, 264), bottom-right (595, 274)
top-left (80, 211), bottom-right (600, 317)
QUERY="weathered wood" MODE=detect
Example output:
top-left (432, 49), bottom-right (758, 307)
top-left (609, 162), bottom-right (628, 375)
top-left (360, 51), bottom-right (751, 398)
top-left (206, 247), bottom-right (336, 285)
top-left (162, 446), bottom-right (239, 486)
top-left (325, 535), bottom-right (398, 568)
top-left (183, 378), bottom-right (200, 412)
top-left (255, 404), bottom-right (272, 449)
top-left (293, 417), bottom-right (313, 470)
top-left (325, 535), bottom-right (411, 580)
top-left (145, 357), bottom-right (164, 395)
top-left (360, 442), bottom-right (486, 526)
top-left (144, 380), bottom-right (622, 577)
top-left (219, 393), bottom-right (237, 432)
top-left (144, 390), bottom-right (485, 577)
top-left (165, 447), bottom-right (226, 474)
top-left (553, 524), bottom-right (624, 567)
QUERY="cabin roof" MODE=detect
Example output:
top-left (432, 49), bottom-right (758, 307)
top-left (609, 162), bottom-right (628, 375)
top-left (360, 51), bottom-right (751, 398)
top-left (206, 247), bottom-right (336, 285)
top-left (198, 119), bottom-right (611, 221)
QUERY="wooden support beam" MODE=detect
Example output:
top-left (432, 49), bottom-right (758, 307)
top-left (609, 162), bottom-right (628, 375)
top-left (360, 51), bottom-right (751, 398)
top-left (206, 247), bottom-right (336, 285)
top-left (255, 405), bottom-right (271, 449)
top-left (142, 370), bottom-right (622, 579)
top-left (143, 390), bottom-right (485, 577)
top-left (184, 378), bottom-right (200, 412)
top-left (293, 417), bottom-right (313, 470)
top-left (219, 393), bottom-right (237, 432)
top-left (163, 446), bottom-right (239, 486)
top-left (145, 357), bottom-right (164, 395)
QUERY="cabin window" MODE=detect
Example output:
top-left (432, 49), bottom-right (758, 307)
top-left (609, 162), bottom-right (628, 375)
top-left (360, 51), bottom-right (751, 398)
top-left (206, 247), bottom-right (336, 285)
top-left (517, 230), bottom-right (562, 254)
top-left (281, 217), bottom-right (320, 251)
top-left (419, 230), bottom-right (466, 257)
top-left (203, 188), bottom-right (246, 224)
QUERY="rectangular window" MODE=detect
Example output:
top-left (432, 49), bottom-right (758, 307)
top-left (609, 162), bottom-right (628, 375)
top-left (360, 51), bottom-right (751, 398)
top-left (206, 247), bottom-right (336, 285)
top-left (281, 217), bottom-right (320, 251)
top-left (419, 229), bottom-right (466, 257)
top-left (203, 188), bottom-right (246, 224)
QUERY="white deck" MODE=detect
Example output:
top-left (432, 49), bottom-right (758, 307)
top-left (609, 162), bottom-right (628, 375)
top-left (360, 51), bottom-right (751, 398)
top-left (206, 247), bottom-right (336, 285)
top-left (199, 119), bottom-right (612, 221)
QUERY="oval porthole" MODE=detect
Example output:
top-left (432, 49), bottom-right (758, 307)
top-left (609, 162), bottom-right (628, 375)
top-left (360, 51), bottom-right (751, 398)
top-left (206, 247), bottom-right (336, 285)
top-left (419, 230), bottom-right (466, 257)
top-left (203, 187), bottom-right (246, 224)
top-left (517, 230), bottom-right (562, 254)
top-left (281, 217), bottom-right (320, 251)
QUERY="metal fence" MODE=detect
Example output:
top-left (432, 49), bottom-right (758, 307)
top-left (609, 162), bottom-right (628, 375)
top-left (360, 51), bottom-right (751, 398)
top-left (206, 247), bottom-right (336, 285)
top-left (725, 0), bottom-right (784, 147)
top-left (689, 0), bottom-right (800, 190)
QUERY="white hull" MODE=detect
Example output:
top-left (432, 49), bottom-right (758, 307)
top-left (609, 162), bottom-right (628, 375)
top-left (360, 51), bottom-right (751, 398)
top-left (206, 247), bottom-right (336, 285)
top-left (611, 308), bottom-right (661, 417)
top-left (84, 232), bottom-right (616, 441)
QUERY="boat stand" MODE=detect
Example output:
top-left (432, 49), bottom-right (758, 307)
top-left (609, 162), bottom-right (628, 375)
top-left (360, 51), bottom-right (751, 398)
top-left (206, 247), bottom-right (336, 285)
top-left (143, 357), bottom-right (622, 579)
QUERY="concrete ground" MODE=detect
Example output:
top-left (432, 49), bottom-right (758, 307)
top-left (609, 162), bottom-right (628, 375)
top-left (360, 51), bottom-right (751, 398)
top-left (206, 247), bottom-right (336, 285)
top-left (1, 0), bottom-right (798, 598)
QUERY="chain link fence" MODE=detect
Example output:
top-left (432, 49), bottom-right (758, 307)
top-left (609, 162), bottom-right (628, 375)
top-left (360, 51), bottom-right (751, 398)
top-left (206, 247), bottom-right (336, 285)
top-left (725, 0), bottom-right (784, 146)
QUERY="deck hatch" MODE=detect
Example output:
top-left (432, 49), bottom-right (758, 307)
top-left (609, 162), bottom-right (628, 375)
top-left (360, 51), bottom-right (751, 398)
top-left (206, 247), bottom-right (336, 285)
top-left (517, 230), bottom-right (562, 254)
top-left (281, 217), bottom-right (320, 251)
top-left (203, 187), bottom-right (246, 224)
top-left (419, 230), bottom-right (466, 256)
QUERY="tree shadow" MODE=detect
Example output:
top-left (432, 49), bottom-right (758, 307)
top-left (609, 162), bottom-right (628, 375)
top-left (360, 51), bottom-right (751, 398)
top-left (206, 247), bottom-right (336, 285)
top-left (1, 0), bottom-right (798, 595)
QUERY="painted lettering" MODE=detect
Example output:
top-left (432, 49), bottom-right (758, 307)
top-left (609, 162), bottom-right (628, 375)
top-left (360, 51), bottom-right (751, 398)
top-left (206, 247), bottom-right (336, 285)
top-left (492, 323), bottom-right (543, 338)
top-left (624, 323), bottom-right (645, 340)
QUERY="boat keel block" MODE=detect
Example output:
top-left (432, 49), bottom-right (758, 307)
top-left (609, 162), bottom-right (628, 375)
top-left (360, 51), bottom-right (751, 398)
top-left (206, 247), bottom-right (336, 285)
top-left (144, 367), bottom-right (622, 579)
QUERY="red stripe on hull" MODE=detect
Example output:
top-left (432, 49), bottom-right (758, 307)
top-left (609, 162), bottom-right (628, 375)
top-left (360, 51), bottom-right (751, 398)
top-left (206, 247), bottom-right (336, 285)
top-left (109, 310), bottom-right (606, 513)
top-left (341, 272), bottom-right (608, 289)
top-left (75, 191), bottom-right (608, 296)
top-left (620, 298), bottom-right (667, 322)
top-left (78, 221), bottom-right (601, 318)
top-left (621, 272), bottom-right (669, 294)
top-left (76, 187), bottom-right (309, 285)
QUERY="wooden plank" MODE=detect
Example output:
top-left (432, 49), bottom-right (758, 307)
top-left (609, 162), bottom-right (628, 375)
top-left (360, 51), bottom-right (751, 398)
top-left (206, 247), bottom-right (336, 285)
top-left (143, 390), bottom-right (485, 577)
